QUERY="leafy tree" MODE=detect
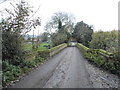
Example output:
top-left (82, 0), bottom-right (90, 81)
top-left (1, 0), bottom-right (41, 65)
top-left (40, 32), bottom-right (49, 42)
top-left (90, 30), bottom-right (118, 53)
top-left (51, 32), bottom-right (68, 46)
top-left (45, 12), bottom-right (75, 46)
top-left (50, 25), bottom-right (72, 46)
top-left (73, 21), bottom-right (93, 47)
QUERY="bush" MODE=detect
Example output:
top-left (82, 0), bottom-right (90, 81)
top-left (25, 57), bottom-right (45, 68)
top-left (77, 43), bottom-right (120, 76)
top-left (34, 57), bottom-right (45, 63)
top-left (2, 30), bottom-right (25, 66)
top-left (2, 57), bottom-right (46, 86)
top-left (25, 61), bottom-right (36, 68)
top-left (37, 50), bottom-right (50, 59)
top-left (2, 61), bottom-right (22, 86)
top-left (90, 30), bottom-right (118, 53)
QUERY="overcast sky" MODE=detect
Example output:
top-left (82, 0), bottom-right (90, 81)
top-left (0, 0), bottom-right (119, 35)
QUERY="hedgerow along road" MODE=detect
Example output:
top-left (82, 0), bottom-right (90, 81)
top-left (10, 47), bottom-right (93, 88)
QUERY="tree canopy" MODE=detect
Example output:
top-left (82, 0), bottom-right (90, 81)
top-left (45, 12), bottom-right (75, 46)
top-left (1, 0), bottom-right (41, 65)
top-left (45, 12), bottom-right (75, 31)
top-left (72, 21), bottom-right (93, 47)
top-left (90, 30), bottom-right (118, 53)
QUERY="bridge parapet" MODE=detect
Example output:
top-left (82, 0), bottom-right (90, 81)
top-left (76, 43), bottom-right (120, 76)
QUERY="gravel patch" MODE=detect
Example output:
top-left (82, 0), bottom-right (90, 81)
top-left (85, 60), bottom-right (120, 88)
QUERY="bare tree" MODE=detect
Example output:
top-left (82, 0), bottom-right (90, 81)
top-left (45, 12), bottom-right (75, 32)
top-left (44, 11), bottom-right (75, 46)
top-left (0, 0), bottom-right (12, 4)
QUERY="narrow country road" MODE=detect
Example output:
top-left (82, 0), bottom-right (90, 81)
top-left (9, 47), bottom-right (119, 88)
top-left (10, 47), bottom-right (93, 88)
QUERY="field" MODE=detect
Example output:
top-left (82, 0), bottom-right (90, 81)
top-left (38, 42), bottom-right (51, 51)
top-left (23, 42), bottom-right (51, 51)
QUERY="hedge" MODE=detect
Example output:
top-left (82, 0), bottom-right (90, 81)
top-left (76, 43), bottom-right (120, 76)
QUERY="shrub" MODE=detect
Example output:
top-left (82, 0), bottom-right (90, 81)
top-left (2, 56), bottom-right (46, 86)
top-left (77, 43), bottom-right (120, 76)
top-left (34, 57), bottom-right (45, 63)
top-left (25, 61), bottom-right (36, 68)
top-left (2, 61), bottom-right (22, 86)
top-left (22, 66), bottom-right (30, 73)
top-left (37, 50), bottom-right (50, 58)
top-left (23, 57), bottom-right (45, 69)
